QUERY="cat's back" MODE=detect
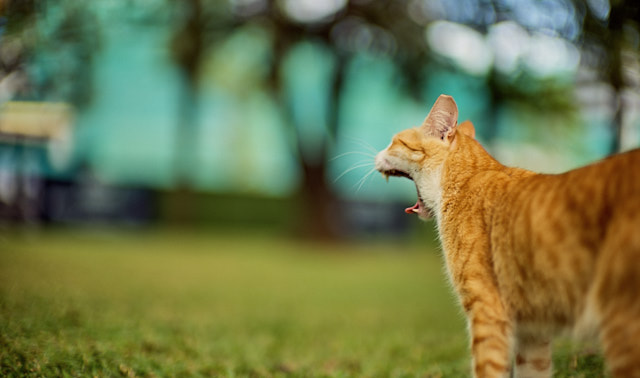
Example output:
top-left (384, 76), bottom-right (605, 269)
top-left (505, 148), bottom-right (640, 240)
top-left (490, 149), bottom-right (640, 328)
top-left (536, 148), bottom-right (640, 235)
top-left (562, 147), bottom-right (640, 197)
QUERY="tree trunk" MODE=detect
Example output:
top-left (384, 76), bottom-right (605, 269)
top-left (298, 160), bottom-right (336, 239)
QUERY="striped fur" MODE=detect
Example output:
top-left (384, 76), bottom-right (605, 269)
top-left (375, 95), bottom-right (640, 377)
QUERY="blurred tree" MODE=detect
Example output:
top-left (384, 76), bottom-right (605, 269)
top-left (170, 0), bottom-right (205, 189)
top-left (482, 0), bottom-right (639, 153)
top-left (34, 2), bottom-right (101, 107)
top-left (258, 0), bottom-right (427, 238)
top-left (243, 0), bottom-right (432, 239)
top-left (168, 0), bottom-right (431, 237)
top-left (1, 0), bottom-right (37, 102)
top-left (575, 0), bottom-right (640, 153)
top-left (169, 0), bottom-right (233, 222)
top-left (1, 0), bottom-right (36, 33)
top-left (1, 0), bottom-right (101, 107)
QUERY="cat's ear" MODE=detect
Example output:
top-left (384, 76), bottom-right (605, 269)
top-left (421, 94), bottom-right (458, 141)
top-left (458, 121), bottom-right (476, 139)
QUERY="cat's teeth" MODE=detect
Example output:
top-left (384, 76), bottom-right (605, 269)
top-left (412, 208), bottom-right (419, 213)
top-left (382, 172), bottom-right (389, 182)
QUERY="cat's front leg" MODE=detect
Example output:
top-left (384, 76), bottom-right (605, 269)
top-left (464, 291), bottom-right (513, 378)
top-left (513, 337), bottom-right (552, 378)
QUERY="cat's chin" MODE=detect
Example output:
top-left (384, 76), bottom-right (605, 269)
top-left (404, 199), bottom-right (432, 219)
top-left (419, 207), bottom-right (433, 220)
top-left (376, 167), bottom-right (433, 219)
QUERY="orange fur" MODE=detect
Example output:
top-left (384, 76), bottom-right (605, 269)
top-left (375, 95), bottom-right (640, 378)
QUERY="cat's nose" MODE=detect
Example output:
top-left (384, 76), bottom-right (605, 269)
top-left (374, 151), bottom-right (392, 174)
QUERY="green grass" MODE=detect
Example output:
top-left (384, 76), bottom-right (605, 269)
top-left (0, 229), bottom-right (604, 377)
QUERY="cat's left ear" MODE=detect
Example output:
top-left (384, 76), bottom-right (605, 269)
top-left (458, 121), bottom-right (476, 139)
top-left (421, 94), bottom-right (458, 141)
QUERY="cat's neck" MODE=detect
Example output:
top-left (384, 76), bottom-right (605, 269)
top-left (444, 132), bottom-right (508, 186)
top-left (439, 133), bottom-right (535, 222)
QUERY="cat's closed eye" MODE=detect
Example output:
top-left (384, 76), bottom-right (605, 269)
top-left (394, 138), bottom-right (421, 152)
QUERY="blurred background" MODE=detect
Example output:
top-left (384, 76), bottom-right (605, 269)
top-left (1, 1), bottom-right (638, 376)
top-left (0, 0), bottom-right (639, 237)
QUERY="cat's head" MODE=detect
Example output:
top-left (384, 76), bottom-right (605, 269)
top-left (374, 94), bottom-right (475, 219)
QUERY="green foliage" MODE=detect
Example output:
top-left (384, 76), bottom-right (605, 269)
top-left (0, 230), bottom-right (605, 376)
top-left (29, 1), bottom-right (101, 107)
top-left (3, 0), bottom-right (37, 35)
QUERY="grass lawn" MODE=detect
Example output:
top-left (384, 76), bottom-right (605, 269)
top-left (0, 229), bottom-right (604, 377)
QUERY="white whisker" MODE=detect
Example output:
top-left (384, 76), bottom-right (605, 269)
top-left (345, 136), bottom-right (378, 154)
top-left (330, 151), bottom-right (376, 161)
top-left (354, 168), bottom-right (377, 193)
top-left (334, 162), bottom-right (375, 183)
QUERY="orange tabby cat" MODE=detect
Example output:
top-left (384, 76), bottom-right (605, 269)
top-left (375, 94), bottom-right (640, 377)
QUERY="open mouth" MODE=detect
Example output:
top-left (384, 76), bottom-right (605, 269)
top-left (380, 169), bottom-right (412, 181)
top-left (380, 169), bottom-right (431, 218)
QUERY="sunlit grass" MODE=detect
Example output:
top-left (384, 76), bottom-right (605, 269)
top-left (0, 229), bottom-right (468, 376)
top-left (0, 229), bottom-right (604, 376)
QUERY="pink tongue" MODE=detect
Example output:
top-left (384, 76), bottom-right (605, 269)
top-left (405, 202), bottom-right (420, 214)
